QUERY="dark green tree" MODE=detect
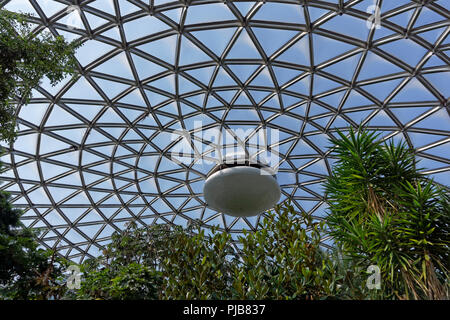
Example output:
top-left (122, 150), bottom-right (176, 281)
top-left (325, 127), bottom-right (449, 299)
top-left (0, 158), bottom-right (71, 300)
top-left (0, 191), bottom-right (70, 299)
top-left (0, 9), bottom-right (80, 143)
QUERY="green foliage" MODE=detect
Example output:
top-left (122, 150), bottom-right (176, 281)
top-left (159, 224), bottom-right (238, 299)
top-left (74, 224), bottom-right (170, 300)
top-left (72, 203), bottom-right (374, 300)
top-left (75, 261), bottom-right (162, 300)
top-left (0, 9), bottom-right (80, 143)
top-left (75, 223), bottom-right (238, 300)
top-left (233, 202), bottom-right (378, 299)
top-left (0, 189), bottom-right (71, 300)
top-left (0, 12), bottom-right (80, 298)
top-left (233, 203), bottom-right (335, 299)
top-left (0, 189), bottom-right (34, 282)
top-left (327, 247), bottom-right (383, 299)
top-left (325, 127), bottom-right (449, 299)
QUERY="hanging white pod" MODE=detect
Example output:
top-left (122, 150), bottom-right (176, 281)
top-left (203, 152), bottom-right (281, 217)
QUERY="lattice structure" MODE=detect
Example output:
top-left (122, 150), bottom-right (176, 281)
top-left (0, 0), bottom-right (449, 263)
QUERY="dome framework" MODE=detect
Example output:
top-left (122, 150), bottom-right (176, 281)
top-left (0, 0), bottom-right (449, 263)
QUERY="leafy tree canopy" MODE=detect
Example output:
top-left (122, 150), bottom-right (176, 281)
top-left (73, 203), bottom-right (372, 300)
top-left (0, 9), bottom-right (80, 144)
top-left (325, 128), bottom-right (449, 299)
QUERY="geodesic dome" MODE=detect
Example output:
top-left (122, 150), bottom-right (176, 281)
top-left (0, 0), bottom-right (449, 263)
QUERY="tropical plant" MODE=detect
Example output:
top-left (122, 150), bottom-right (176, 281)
top-left (0, 8), bottom-right (80, 143)
top-left (325, 127), bottom-right (449, 299)
top-left (72, 202), bottom-right (372, 300)
top-left (232, 202), bottom-right (381, 300)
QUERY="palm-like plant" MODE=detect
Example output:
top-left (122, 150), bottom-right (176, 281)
top-left (325, 127), bottom-right (449, 299)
